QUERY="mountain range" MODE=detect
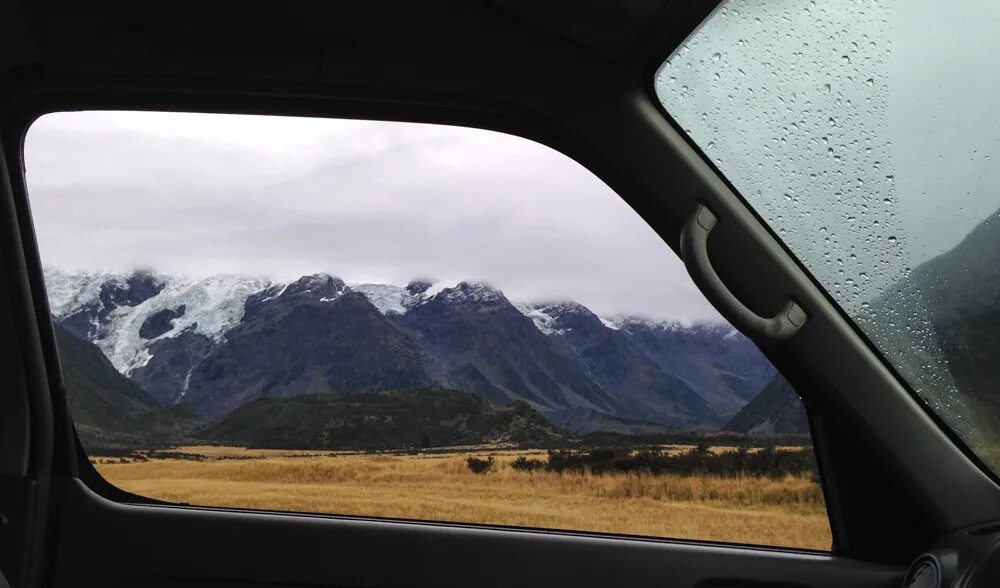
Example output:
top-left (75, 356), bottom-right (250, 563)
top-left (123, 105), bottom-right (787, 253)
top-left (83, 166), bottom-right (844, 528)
top-left (50, 205), bottom-right (1000, 448)
top-left (45, 268), bottom-right (790, 437)
top-left (55, 319), bottom-right (568, 450)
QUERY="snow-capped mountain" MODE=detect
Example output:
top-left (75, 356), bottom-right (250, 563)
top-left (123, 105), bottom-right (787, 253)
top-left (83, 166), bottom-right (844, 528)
top-left (45, 269), bottom-right (271, 373)
top-left (350, 279), bottom-right (442, 315)
top-left (44, 268), bottom-right (775, 432)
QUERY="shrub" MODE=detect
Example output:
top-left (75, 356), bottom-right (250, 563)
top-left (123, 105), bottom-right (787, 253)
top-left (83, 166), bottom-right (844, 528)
top-left (511, 456), bottom-right (546, 472)
top-left (543, 446), bottom-right (817, 478)
top-left (466, 456), bottom-right (494, 474)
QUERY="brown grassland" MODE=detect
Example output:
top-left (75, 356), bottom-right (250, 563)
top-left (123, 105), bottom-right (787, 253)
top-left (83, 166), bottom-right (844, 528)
top-left (94, 445), bottom-right (832, 550)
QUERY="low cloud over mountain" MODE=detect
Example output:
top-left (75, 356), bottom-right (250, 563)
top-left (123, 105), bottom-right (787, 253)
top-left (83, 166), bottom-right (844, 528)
top-left (46, 269), bottom-right (776, 434)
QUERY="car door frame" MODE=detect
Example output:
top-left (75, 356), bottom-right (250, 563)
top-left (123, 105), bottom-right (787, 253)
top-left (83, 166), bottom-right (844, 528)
top-left (0, 70), bottom-right (993, 586)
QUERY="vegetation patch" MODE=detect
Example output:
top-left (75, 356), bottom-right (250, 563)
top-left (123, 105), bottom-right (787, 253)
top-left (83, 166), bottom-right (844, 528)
top-left (545, 445), bottom-right (817, 479)
top-left (466, 456), bottom-right (494, 474)
top-left (197, 389), bottom-right (570, 451)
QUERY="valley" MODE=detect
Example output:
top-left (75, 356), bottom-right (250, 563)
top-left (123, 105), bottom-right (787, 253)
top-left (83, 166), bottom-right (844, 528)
top-left (92, 444), bottom-right (831, 550)
top-left (50, 268), bottom-right (826, 548)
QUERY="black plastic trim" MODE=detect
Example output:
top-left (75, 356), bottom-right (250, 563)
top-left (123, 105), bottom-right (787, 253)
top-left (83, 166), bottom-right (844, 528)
top-left (53, 479), bottom-right (903, 588)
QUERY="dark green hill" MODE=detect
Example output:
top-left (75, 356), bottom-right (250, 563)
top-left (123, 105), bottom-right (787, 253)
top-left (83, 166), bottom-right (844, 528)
top-left (723, 375), bottom-right (808, 435)
top-left (198, 388), bottom-right (571, 450)
top-left (55, 323), bottom-right (199, 448)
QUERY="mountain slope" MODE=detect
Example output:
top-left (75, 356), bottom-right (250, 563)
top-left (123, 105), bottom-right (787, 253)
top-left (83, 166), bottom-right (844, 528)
top-left (54, 324), bottom-right (197, 447)
top-left (615, 319), bottom-right (774, 416)
top-left (547, 407), bottom-right (696, 436)
top-left (47, 269), bottom-right (273, 404)
top-left (199, 388), bottom-right (570, 450)
top-left (724, 375), bottom-right (808, 435)
top-left (526, 302), bottom-right (717, 429)
top-left (394, 282), bottom-right (623, 416)
top-left (182, 275), bottom-right (435, 417)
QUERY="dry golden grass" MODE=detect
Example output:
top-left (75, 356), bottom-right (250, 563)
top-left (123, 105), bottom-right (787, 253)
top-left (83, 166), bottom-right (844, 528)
top-left (94, 447), bottom-right (831, 550)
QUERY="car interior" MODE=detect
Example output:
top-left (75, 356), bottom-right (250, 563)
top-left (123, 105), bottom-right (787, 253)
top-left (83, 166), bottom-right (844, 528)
top-left (1, 1), bottom-right (999, 587)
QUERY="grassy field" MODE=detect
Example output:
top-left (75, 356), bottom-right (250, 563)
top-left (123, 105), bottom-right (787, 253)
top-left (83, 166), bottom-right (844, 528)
top-left (93, 445), bottom-right (832, 550)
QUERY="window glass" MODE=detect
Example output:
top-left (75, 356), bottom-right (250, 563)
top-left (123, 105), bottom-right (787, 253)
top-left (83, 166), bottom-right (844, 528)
top-left (27, 110), bottom-right (829, 549)
top-left (655, 0), bottom-right (1000, 472)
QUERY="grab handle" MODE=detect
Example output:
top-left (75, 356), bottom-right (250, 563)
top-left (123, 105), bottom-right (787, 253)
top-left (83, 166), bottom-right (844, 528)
top-left (680, 203), bottom-right (807, 342)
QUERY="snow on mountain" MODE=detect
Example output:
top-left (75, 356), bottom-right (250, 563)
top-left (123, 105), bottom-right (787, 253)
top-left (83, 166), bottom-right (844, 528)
top-left (599, 317), bottom-right (620, 330)
top-left (612, 315), bottom-right (738, 338)
top-left (350, 279), bottom-right (443, 315)
top-left (612, 315), bottom-right (685, 332)
top-left (45, 268), bottom-right (124, 318)
top-left (44, 268), bottom-right (273, 373)
top-left (436, 281), bottom-right (507, 307)
top-left (352, 283), bottom-right (409, 314)
top-left (515, 301), bottom-right (626, 335)
top-left (513, 303), bottom-right (565, 335)
top-left (44, 268), bottom-right (725, 380)
top-left (109, 274), bottom-right (273, 373)
top-left (281, 273), bottom-right (346, 299)
top-left (353, 280), bottom-right (512, 315)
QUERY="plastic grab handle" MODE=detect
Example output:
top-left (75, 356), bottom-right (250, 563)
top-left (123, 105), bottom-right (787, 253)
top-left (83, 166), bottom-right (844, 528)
top-left (680, 203), bottom-right (807, 342)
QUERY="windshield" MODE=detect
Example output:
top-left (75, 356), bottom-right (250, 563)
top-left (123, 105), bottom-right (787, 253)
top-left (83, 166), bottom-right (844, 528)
top-left (655, 0), bottom-right (1000, 472)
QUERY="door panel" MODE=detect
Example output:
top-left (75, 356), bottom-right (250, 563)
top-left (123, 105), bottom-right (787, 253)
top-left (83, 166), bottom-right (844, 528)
top-left (54, 481), bottom-right (901, 588)
top-left (0, 0), bottom-right (998, 582)
top-left (0, 80), bottom-right (963, 588)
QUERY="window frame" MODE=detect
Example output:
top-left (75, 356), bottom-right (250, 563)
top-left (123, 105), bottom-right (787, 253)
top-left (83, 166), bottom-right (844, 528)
top-left (4, 87), bottom-right (839, 554)
top-left (8, 71), bottom-right (987, 563)
top-left (639, 3), bottom-right (1000, 496)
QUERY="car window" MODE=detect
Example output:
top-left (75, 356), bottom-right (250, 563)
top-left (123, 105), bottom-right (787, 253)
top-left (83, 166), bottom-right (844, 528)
top-left (26, 110), bottom-right (829, 549)
top-left (654, 0), bottom-right (1000, 473)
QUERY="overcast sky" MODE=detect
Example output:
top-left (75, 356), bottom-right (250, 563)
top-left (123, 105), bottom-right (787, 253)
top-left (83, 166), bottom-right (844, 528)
top-left (24, 110), bottom-right (722, 323)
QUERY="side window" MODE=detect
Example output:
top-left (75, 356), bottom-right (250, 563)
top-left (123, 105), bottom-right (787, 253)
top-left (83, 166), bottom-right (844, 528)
top-left (26, 111), bottom-right (829, 549)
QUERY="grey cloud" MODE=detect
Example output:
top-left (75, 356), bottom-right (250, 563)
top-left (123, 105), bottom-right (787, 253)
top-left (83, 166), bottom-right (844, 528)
top-left (25, 111), bottom-right (723, 323)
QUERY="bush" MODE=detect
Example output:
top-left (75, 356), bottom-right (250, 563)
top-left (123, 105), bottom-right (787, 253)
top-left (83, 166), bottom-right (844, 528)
top-left (511, 456), bottom-right (546, 472)
top-left (544, 446), bottom-right (817, 478)
top-left (467, 456), bottom-right (494, 474)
